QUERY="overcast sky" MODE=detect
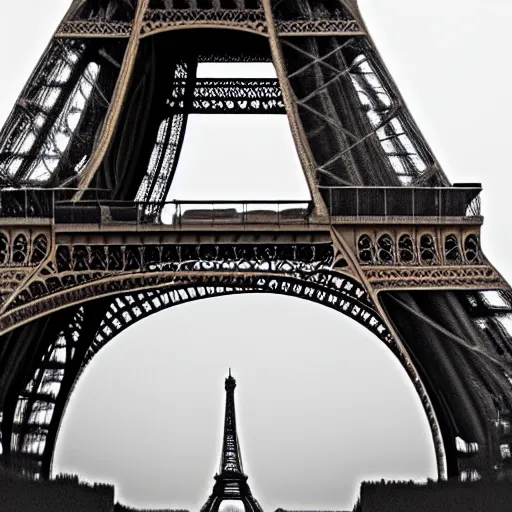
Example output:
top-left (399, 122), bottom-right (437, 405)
top-left (1, 1), bottom-right (511, 511)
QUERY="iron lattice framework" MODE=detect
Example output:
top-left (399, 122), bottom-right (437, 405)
top-left (0, 0), bottom-right (512, 490)
top-left (200, 372), bottom-right (263, 512)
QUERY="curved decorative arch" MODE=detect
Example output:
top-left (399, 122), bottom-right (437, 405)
top-left (140, 21), bottom-right (269, 39)
top-left (376, 233), bottom-right (395, 264)
top-left (23, 270), bottom-right (448, 482)
top-left (357, 234), bottom-right (375, 264)
top-left (464, 234), bottom-right (481, 265)
top-left (419, 233), bottom-right (438, 266)
top-left (398, 234), bottom-right (415, 264)
top-left (444, 234), bottom-right (462, 264)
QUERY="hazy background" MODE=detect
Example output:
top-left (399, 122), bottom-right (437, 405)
top-left (0, 0), bottom-right (511, 510)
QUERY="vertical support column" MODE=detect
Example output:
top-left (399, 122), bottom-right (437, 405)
top-left (261, 0), bottom-right (328, 217)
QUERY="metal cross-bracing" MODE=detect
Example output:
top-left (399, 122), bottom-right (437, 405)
top-left (200, 371), bottom-right (264, 512)
top-left (2, 0), bottom-right (512, 494)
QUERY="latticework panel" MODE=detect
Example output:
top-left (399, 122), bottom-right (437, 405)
top-left (355, 231), bottom-right (484, 268)
top-left (270, 0), bottom-right (447, 193)
top-left (0, 302), bottom-right (109, 479)
top-left (149, 0), bottom-right (262, 8)
top-left (68, 0), bottom-right (137, 23)
top-left (142, 6), bottom-right (267, 36)
top-left (0, 37), bottom-right (128, 188)
top-left (271, 0), bottom-right (354, 21)
top-left (135, 62), bottom-right (191, 204)
top-left (168, 78), bottom-right (285, 114)
top-left (6, 307), bottom-right (84, 478)
top-left (381, 289), bottom-right (512, 478)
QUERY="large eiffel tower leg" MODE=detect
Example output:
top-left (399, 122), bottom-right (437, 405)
top-left (380, 286), bottom-right (512, 480)
top-left (0, 301), bottom-right (109, 478)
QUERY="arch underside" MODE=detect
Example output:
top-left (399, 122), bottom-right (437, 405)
top-left (0, 266), bottom-right (446, 484)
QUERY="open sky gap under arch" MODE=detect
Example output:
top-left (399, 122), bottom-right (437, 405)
top-left (53, 293), bottom-right (437, 511)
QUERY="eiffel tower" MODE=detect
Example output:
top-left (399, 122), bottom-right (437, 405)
top-left (0, 0), bottom-right (511, 487)
top-left (201, 371), bottom-right (263, 512)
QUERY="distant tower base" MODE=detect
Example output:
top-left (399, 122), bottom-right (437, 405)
top-left (201, 471), bottom-right (263, 512)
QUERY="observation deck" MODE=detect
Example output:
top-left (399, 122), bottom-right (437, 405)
top-left (0, 184), bottom-right (483, 229)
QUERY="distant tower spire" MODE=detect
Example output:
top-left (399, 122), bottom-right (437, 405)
top-left (219, 370), bottom-right (243, 474)
top-left (200, 372), bottom-right (263, 512)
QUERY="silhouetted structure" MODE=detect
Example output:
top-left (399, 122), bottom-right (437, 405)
top-left (1, 0), bottom-right (512, 489)
top-left (0, 470), bottom-right (114, 512)
top-left (358, 479), bottom-right (512, 512)
top-left (114, 506), bottom-right (188, 512)
top-left (201, 371), bottom-right (263, 512)
top-left (275, 509), bottom-right (347, 512)
top-left (0, 467), bottom-right (190, 512)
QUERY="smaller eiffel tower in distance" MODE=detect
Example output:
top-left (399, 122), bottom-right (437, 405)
top-left (201, 370), bottom-right (263, 512)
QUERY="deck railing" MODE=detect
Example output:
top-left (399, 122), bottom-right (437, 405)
top-left (319, 185), bottom-right (482, 220)
top-left (0, 185), bottom-right (482, 225)
top-left (54, 200), bottom-right (313, 225)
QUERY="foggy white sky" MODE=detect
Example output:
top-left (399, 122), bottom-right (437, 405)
top-left (1, 1), bottom-right (511, 511)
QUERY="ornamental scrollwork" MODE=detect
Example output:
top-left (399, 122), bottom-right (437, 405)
top-left (419, 234), bottom-right (439, 265)
top-left (445, 234), bottom-right (462, 264)
top-left (465, 234), bottom-right (480, 264)
top-left (364, 266), bottom-right (505, 291)
top-left (0, 243), bottom-right (342, 331)
top-left (377, 234), bottom-right (394, 264)
top-left (398, 234), bottom-right (415, 264)
top-left (276, 18), bottom-right (363, 36)
top-left (55, 20), bottom-right (133, 38)
top-left (88, 269), bottom-right (388, 357)
top-left (55, 9), bottom-right (365, 39)
top-left (169, 78), bottom-right (285, 114)
top-left (357, 232), bottom-right (483, 267)
top-left (0, 231), bottom-right (50, 268)
top-left (141, 8), bottom-right (268, 36)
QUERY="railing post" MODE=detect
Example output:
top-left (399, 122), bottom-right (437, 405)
top-left (330, 187), bottom-right (333, 219)
top-left (356, 187), bottom-right (359, 221)
top-left (25, 189), bottom-right (28, 220)
top-left (384, 188), bottom-right (387, 220)
top-left (412, 188), bottom-right (415, 220)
